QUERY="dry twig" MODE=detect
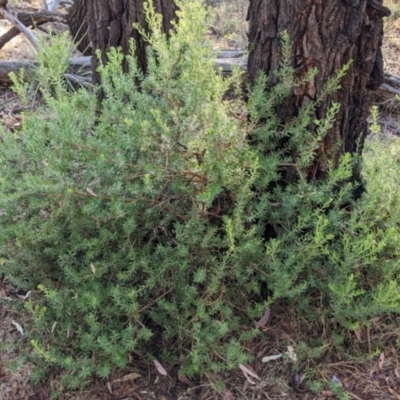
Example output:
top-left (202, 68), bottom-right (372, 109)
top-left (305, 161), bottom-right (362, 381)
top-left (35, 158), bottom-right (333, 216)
top-left (0, 11), bottom-right (67, 50)
top-left (0, 8), bottom-right (38, 50)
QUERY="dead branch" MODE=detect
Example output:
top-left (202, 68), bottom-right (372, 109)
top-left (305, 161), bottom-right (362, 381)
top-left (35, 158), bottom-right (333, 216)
top-left (0, 57), bottom-right (91, 83)
top-left (0, 59), bottom-right (34, 82)
top-left (0, 52), bottom-right (244, 83)
top-left (44, 0), bottom-right (60, 12)
top-left (0, 11), bottom-right (67, 50)
top-left (0, 51), bottom-right (397, 109)
top-left (64, 72), bottom-right (92, 88)
top-left (0, 8), bottom-right (38, 50)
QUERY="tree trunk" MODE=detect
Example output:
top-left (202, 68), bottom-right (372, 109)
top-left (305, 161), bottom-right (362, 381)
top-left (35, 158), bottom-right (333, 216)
top-left (68, 0), bottom-right (90, 55)
top-left (247, 0), bottom-right (390, 179)
top-left (68, 0), bottom-right (177, 84)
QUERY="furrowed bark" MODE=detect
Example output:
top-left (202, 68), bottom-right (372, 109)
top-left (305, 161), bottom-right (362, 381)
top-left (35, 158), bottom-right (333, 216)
top-left (68, 0), bottom-right (177, 85)
top-left (247, 0), bottom-right (390, 179)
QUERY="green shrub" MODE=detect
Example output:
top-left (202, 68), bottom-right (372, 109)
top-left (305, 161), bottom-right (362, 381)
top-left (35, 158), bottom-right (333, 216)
top-left (0, 0), bottom-right (399, 393)
top-left (1, 0), bottom-right (259, 389)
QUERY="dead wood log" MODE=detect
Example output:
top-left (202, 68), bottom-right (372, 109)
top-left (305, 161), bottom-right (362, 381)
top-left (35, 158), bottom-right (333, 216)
top-left (0, 52), bottom-right (245, 83)
top-left (0, 60), bottom-right (35, 81)
top-left (0, 8), bottom-right (39, 50)
top-left (375, 74), bottom-right (400, 100)
top-left (0, 11), bottom-right (67, 50)
top-left (0, 56), bottom-right (91, 83)
top-left (0, 51), bottom-right (398, 107)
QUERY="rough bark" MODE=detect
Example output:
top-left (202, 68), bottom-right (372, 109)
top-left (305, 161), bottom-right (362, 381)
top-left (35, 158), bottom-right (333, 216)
top-left (247, 0), bottom-right (390, 179)
top-left (67, 0), bottom-right (90, 55)
top-left (68, 0), bottom-right (177, 84)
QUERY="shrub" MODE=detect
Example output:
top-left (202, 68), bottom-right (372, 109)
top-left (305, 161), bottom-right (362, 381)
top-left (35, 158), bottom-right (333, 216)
top-left (1, 0), bottom-right (259, 389)
top-left (0, 0), bottom-right (399, 394)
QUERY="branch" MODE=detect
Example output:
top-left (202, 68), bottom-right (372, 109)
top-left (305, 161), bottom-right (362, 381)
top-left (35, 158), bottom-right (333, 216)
top-left (44, 0), bottom-right (60, 12)
top-left (0, 57), bottom-right (91, 83)
top-left (0, 11), bottom-right (67, 50)
top-left (0, 51), bottom-right (397, 109)
top-left (366, 0), bottom-right (391, 17)
top-left (0, 8), bottom-right (38, 50)
top-left (64, 73), bottom-right (93, 88)
top-left (0, 52), bottom-right (245, 83)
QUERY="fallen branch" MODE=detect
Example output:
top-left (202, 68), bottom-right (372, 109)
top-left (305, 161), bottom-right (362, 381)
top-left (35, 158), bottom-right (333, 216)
top-left (214, 50), bottom-right (247, 76)
top-left (0, 52), bottom-right (397, 107)
top-left (64, 73), bottom-right (92, 88)
top-left (377, 74), bottom-right (400, 99)
top-left (0, 52), bottom-right (244, 83)
top-left (0, 8), bottom-right (38, 50)
top-left (44, 0), bottom-right (60, 13)
top-left (0, 11), bottom-right (67, 50)
top-left (0, 56), bottom-right (91, 83)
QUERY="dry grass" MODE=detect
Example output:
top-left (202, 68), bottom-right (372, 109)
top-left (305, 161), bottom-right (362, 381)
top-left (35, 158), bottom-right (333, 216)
top-left (383, 1), bottom-right (400, 77)
top-left (385, 0), bottom-right (400, 20)
top-left (0, 303), bottom-right (35, 400)
top-left (206, 0), bottom-right (248, 50)
top-left (2, 288), bottom-right (400, 399)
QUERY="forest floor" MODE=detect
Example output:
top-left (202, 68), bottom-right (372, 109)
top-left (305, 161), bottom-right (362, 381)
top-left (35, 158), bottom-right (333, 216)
top-left (1, 1), bottom-right (400, 400)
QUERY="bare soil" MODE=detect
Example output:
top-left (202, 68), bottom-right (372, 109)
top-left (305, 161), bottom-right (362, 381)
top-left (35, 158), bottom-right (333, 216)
top-left (384, 17), bottom-right (400, 77)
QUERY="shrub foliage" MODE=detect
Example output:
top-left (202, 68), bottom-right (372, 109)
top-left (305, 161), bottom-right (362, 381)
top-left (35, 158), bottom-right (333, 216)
top-left (0, 0), bottom-right (399, 391)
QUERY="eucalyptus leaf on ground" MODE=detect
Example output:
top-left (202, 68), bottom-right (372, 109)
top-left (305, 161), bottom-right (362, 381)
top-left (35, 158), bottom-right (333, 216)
top-left (11, 320), bottom-right (24, 335)
top-left (261, 354), bottom-right (282, 363)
